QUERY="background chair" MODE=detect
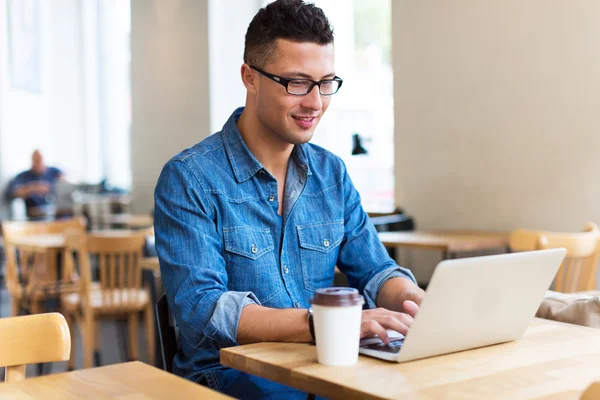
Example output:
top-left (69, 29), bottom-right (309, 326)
top-left (509, 222), bottom-right (600, 293)
top-left (2, 217), bottom-right (86, 316)
top-left (61, 231), bottom-right (154, 369)
top-left (155, 293), bottom-right (178, 373)
top-left (0, 312), bottom-right (71, 382)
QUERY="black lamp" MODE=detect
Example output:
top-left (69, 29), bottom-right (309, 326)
top-left (351, 133), bottom-right (368, 155)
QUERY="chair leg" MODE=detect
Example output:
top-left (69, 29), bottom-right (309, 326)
top-left (94, 319), bottom-right (102, 367)
top-left (83, 312), bottom-right (95, 369)
top-left (10, 298), bottom-right (20, 317)
top-left (128, 313), bottom-right (139, 361)
top-left (64, 312), bottom-right (77, 370)
top-left (144, 301), bottom-right (156, 366)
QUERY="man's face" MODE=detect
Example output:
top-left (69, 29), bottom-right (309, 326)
top-left (31, 151), bottom-right (45, 175)
top-left (254, 39), bottom-right (335, 146)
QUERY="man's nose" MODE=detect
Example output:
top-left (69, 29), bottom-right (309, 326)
top-left (299, 84), bottom-right (323, 111)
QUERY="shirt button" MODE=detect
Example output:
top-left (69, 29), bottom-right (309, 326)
top-left (295, 302), bottom-right (301, 308)
top-left (251, 245), bottom-right (258, 254)
top-left (268, 195), bottom-right (275, 202)
top-left (259, 169), bottom-right (265, 174)
top-left (290, 190), bottom-right (297, 198)
top-left (283, 266), bottom-right (289, 274)
top-left (323, 239), bottom-right (330, 247)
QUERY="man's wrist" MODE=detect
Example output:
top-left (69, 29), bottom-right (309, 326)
top-left (307, 307), bottom-right (316, 344)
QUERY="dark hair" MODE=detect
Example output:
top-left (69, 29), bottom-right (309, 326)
top-left (244, 0), bottom-right (334, 68)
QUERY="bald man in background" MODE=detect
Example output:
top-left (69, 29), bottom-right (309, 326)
top-left (5, 150), bottom-right (64, 219)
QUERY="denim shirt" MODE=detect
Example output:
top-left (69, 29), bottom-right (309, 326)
top-left (154, 108), bottom-right (416, 386)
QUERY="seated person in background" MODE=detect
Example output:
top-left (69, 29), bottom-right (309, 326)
top-left (5, 150), bottom-right (64, 219)
top-left (154, 1), bottom-right (424, 399)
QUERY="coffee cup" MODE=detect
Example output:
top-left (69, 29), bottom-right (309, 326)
top-left (310, 287), bottom-right (364, 366)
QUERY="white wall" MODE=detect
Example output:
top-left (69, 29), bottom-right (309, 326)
top-left (130, 0), bottom-right (211, 213)
top-left (392, 1), bottom-right (600, 283)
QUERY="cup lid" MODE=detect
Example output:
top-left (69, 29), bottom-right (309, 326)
top-left (310, 287), bottom-right (364, 307)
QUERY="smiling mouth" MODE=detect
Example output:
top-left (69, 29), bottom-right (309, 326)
top-left (292, 116), bottom-right (317, 121)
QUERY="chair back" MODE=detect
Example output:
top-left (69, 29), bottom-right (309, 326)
top-left (65, 231), bottom-right (147, 310)
top-left (155, 293), bottom-right (178, 373)
top-left (0, 313), bottom-right (71, 382)
top-left (1, 218), bottom-right (86, 305)
top-left (509, 222), bottom-right (600, 293)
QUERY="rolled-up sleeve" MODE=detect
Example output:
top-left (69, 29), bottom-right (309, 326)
top-left (336, 164), bottom-right (416, 309)
top-left (154, 160), bottom-right (259, 349)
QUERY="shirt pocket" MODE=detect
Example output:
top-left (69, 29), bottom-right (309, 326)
top-left (297, 219), bottom-right (344, 292)
top-left (223, 226), bottom-right (282, 304)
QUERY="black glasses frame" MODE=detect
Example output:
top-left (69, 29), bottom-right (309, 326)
top-left (250, 65), bottom-right (343, 96)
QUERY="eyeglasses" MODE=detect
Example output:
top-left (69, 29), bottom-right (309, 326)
top-left (250, 65), bottom-right (343, 96)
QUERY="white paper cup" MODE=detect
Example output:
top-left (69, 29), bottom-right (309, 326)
top-left (311, 288), bottom-right (364, 366)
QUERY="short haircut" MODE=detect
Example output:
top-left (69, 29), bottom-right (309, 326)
top-left (244, 0), bottom-right (334, 68)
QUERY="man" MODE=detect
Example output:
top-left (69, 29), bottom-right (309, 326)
top-left (154, 1), bottom-right (424, 398)
top-left (5, 150), bottom-right (63, 219)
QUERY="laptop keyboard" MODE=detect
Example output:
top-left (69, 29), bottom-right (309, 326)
top-left (361, 338), bottom-right (404, 354)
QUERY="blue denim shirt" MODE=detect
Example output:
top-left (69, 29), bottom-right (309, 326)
top-left (154, 108), bottom-right (416, 388)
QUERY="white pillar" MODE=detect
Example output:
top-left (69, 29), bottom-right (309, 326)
top-left (130, 0), bottom-right (210, 213)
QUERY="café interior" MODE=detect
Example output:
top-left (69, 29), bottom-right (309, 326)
top-left (0, 1), bottom-right (599, 399)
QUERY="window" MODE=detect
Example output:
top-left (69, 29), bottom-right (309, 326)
top-left (312, 0), bottom-right (395, 213)
top-left (0, 0), bottom-right (131, 193)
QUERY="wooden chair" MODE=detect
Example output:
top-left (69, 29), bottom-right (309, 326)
top-left (61, 231), bottom-right (155, 369)
top-left (509, 222), bottom-right (600, 293)
top-left (0, 313), bottom-right (71, 382)
top-left (1, 218), bottom-right (87, 317)
top-left (582, 382), bottom-right (600, 399)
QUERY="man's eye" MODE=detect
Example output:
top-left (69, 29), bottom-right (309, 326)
top-left (289, 80), bottom-right (310, 88)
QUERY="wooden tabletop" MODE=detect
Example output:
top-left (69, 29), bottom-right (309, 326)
top-left (10, 234), bottom-right (66, 251)
top-left (10, 230), bottom-right (152, 252)
top-left (98, 213), bottom-right (154, 229)
top-left (378, 231), bottom-right (509, 253)
top-left (221, 319), bottom-right (600, 400)
top-left (0, 361), bottom-right (233, 399)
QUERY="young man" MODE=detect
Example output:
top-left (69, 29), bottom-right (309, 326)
top-left (154, 1), bottom-right (424, 398)
top-left (5, 150), bottom-right (64, 219)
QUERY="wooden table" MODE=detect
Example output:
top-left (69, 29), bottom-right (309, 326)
top-left (0, 361), bottom-right (232, 399)
top-left (98, 213), bottom-right (154, 229)
top-left (378, 231), bottom-right (510, 259)
top-left (221, 319), bottom-right (600, 400)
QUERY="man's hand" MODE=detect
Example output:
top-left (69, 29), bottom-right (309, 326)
top-left (14, 182), bottom-right (50, 198)
top-left (360, 300), bottom-right (419, 344)
top-left (25, 182), bottom-right (50, 196)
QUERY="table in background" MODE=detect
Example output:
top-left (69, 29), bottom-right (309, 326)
top-left (221, 319), bottom-right (600, 400)
top-left (378, 230), bottom-right (510, 259)
top-left (0, 361), bottom-right (232, 399)
top-left (98, 213), bottom-right (154, 230)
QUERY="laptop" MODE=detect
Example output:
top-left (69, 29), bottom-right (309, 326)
top-left (359, 249), bottom-right (566, 362)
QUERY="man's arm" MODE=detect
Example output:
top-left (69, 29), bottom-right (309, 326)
top-left (237, 305), bottom-right (312, 344)
top-left (376, 276), bottom-right (425, 312)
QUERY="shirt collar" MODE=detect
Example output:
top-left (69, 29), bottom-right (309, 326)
top-left (222, 107), bottom-right (312, 183)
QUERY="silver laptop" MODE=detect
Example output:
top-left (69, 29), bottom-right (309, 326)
top-left (359, 249), bottom-right (566, 362)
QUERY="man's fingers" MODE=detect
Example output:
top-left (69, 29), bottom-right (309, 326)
top-left (403, 300), bottom-right (419, 318)
top-left (361, 320), bottom-right (390, 344)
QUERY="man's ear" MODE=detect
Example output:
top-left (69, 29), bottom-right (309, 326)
top-left (241, 64), bottom-right (258, 95)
